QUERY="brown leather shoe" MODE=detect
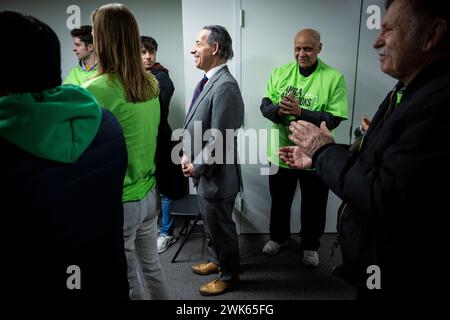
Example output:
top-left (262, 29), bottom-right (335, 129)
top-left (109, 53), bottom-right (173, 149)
top-left (199, 277), bottom-right (240, 296)
top-left (191, 262), bottom-right (219, 275)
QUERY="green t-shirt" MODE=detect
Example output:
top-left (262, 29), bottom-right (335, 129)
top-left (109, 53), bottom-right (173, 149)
top-left (64, 65), bottom-right (97, 86)
top-left (83, 74), bottom-right (160, 202)
top-left (265, 59), bottom-right (349, 168)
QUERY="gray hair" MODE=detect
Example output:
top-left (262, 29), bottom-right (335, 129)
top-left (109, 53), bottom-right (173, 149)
top-left (203, 25), bottom-right (234, 60)
top-left (386, 0), bottom-right (449, 47)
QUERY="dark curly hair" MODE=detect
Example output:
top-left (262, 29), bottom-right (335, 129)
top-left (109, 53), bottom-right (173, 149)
top-left (70, 25), bottom-right (93, 46)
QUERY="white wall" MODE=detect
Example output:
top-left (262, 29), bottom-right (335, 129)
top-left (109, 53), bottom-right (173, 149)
top-left (352, 0), bottom-right (396, 136)
top-left (181, 0), bottom-right (238, 112)
top-left (1, 0), bottom-right (186, 129)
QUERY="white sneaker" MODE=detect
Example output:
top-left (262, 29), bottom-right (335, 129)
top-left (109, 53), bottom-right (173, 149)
top-left (303, 250), bottom-right (319, 267)
top-left (157, 234), bottom-right (176, 254)
top-left (262, 240), bottom-right (288, 256)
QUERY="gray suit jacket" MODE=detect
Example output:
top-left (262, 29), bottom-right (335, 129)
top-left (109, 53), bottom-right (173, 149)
top-left (183, 66), bottom-right (244, 199)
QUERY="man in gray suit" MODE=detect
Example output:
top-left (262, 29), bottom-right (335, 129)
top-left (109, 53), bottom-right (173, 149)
top-left (181, 25), bottom-right (244, 296)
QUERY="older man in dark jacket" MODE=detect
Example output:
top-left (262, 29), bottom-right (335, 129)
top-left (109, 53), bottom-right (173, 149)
top-left (280, 0), bottom-right (450, 299)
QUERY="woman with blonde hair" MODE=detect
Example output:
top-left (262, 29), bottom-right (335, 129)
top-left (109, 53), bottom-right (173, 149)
top-left (84, 3), bottom-right (169, 300)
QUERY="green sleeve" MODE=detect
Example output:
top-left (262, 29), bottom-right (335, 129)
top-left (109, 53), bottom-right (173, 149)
top-left (63, 68), bottom-right (79, 85)
top-left (264, 70), bottom-right (279, 105)
top-left (326, 74), bottom-right (349, 119)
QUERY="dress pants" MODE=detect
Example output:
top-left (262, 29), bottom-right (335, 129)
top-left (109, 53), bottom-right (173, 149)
top-left (197, 194), bottom-right (239, 281)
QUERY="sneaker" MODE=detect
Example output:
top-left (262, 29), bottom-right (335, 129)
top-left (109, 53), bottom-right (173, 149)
top-left (262, 240), bottom-right (288, 256)
top-left (157, 234), bottom-right (176, 254)
top-left (303, 250), bottom-right (319, 267)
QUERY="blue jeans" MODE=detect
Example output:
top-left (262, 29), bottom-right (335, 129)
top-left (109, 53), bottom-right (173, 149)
top-left (159, 194), bottom-right (174, 236)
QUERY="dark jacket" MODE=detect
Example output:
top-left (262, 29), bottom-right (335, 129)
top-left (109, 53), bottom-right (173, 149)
top-left (151, 63), bottom-right (188, 200)
top-left (150, 63), bottom-right (175, 120)
top-left (1, 109), bottom-right (129, 299)
top-left (314, 56), bottom-right (450, 298)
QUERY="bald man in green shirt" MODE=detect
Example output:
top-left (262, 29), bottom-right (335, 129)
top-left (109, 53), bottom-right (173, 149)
top-left (260, 28), bottom-right (348, 266)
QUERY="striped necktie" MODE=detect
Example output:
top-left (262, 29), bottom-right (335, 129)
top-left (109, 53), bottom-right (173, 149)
top-left (188, 75), bottom-right (208, 113)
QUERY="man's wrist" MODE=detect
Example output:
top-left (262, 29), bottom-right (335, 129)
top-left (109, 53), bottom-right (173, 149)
top-left (311, 143), bottom-right (335, 167)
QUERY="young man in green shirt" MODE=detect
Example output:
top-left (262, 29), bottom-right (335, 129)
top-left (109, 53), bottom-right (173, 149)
top-left (63, 25), bottom-right (97, 85)
top-left (260, 28), bottom-right (348, 266)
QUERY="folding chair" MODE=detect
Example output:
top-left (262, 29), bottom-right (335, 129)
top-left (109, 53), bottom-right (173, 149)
top-left (170, 194), bottom-right (203, 263)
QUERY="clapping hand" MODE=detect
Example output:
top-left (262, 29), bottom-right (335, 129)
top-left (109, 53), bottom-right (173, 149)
top-left (279, 146), bottom-right (312, 169)
top-left (288, 120), bottom-right (334, 158)
top-left (278, 92), bottom-right (301, 117)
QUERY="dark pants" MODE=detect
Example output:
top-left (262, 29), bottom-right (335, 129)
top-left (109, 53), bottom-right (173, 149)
top-left (198, 194), bottom-right (240, 281)
top-left (269, 166), bottom-right (329, 250)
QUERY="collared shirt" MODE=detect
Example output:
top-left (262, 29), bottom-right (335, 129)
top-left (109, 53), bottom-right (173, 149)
top-left (81, 59), bottom-right (97, 72)
top-left (205, 63), bottom-right (227, 85)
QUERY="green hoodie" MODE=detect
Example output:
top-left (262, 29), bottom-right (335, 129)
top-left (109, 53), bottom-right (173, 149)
top-left (0, 85), bottom-right (101, 163)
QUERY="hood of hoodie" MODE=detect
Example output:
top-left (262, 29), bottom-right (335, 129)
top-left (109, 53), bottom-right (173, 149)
top-left (0, 85), bottom-right (101, 163)
top-left (150, 63), bottom-right (169, 75)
